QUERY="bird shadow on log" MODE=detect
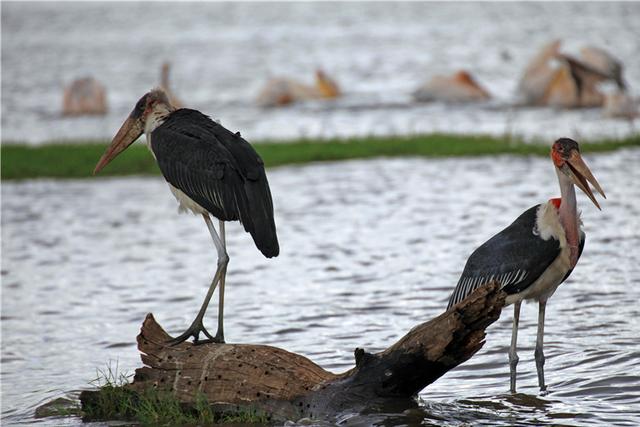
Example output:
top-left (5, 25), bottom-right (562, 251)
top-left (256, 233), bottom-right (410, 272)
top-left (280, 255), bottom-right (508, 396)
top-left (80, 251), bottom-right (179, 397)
top-left (80, 281), bottom-right (505, 424)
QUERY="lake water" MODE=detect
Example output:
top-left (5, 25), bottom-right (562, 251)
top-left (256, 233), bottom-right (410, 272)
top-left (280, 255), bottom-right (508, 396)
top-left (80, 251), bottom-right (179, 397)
top-left (2, 149), bottom-right (639, 425)
top-left (2, 2), bottom-right (639, 144)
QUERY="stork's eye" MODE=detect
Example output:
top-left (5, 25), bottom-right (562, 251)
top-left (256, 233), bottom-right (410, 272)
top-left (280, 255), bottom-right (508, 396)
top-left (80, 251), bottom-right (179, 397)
top-left (131, 95), bottom-right (148, 118)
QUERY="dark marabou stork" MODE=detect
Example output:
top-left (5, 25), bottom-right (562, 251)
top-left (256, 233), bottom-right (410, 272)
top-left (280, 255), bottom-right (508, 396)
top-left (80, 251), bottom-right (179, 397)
top-left (94, 88), bottom-right (279, 345)
top-left (447, 138), bottom-right (605, 393)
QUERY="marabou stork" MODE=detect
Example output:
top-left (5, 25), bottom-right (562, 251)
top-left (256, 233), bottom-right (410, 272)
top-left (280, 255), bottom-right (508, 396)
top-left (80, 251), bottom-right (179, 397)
top-left (447, 138), bottom-right (605, 393)
top-left (94, 88), bottom-right (279, 345)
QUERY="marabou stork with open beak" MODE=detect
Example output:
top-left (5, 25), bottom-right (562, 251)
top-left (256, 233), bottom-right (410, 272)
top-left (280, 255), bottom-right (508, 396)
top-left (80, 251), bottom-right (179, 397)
top-left (447, 138), bottom-right (605, 393)
top-left (94, 88), bottom-right (279, 345)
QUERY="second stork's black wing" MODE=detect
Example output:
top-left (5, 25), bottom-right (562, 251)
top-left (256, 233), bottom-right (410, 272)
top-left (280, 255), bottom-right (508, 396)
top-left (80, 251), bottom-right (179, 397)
top-left (151, 109), bottom-right (279, 258)
top-left (447, 204), bottom-right (561, 309)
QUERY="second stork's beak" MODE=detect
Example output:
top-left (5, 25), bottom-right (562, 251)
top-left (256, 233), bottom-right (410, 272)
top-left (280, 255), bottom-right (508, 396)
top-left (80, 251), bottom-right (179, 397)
top-left (93, 117), bottom-right (144, 175)
top-left (565, 149), bottom-right (606, 209)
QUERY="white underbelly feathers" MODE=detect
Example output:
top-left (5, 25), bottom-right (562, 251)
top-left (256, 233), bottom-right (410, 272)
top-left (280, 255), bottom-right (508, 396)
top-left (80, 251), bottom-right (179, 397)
top-left (169, 184), bottom-right (208, 215)
top-left (505, 201), bottom-right (576, 305)
top-left (506, 249), bottom-right (571, 304)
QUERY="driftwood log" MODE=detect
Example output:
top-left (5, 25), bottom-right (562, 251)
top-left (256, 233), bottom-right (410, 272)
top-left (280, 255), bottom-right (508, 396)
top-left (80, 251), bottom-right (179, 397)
top-left (81, 282), bottom-right (504, 422)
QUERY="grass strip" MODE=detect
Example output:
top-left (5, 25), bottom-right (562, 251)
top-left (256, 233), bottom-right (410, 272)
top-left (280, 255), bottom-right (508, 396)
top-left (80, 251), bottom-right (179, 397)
top-left (2, 134), bottom-right (638, 180)
top-left (77, 362), bottom-right (270, 425)
top-left (81, 386), bottom-right (269, 425)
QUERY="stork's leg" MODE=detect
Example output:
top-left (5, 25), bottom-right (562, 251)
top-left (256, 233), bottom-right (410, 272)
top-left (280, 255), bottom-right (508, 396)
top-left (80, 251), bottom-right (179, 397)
top-left (212, 220), bottom-right (227, 343)
top-left (166, 214), bottom-right (228, 345)
top-left (535, 300), bottom-right (547, 392)
top-left (509, 301), bottom-right (521, 393)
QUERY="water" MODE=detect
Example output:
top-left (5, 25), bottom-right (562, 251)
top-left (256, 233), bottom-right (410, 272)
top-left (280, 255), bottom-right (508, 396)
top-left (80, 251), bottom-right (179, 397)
top-left (2, 149), bottom-right (640, 426)
top-left (2, 2), bottom-right (640, 144)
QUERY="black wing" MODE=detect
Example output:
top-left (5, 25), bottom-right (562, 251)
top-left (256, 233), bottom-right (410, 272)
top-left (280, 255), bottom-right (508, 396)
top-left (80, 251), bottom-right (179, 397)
top-left (151, 109), bottom-right (279, 258)
top-left (447, 204), bottom-right (561, 309)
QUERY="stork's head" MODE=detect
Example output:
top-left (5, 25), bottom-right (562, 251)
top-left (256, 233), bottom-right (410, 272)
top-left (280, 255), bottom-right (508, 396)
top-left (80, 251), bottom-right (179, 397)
top-left (94, 88), bottom-right (174, 174)
top-left (551, 138), bottom-right (606, 209)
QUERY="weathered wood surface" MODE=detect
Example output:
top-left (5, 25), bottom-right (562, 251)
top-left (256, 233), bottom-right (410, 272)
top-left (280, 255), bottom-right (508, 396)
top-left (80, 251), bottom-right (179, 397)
top-left (131, 314), bottom-right (336, 419)
top-left (302, 280), bottom-right (504, 416)
top-left (82, 281), bottom-right (505, 422)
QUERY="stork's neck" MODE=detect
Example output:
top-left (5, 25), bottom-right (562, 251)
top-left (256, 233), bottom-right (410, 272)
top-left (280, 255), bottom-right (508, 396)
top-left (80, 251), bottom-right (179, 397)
top-left (144, 106), bottom-right (173, 135)
top-left (556, 169), bottom-right (580, 267)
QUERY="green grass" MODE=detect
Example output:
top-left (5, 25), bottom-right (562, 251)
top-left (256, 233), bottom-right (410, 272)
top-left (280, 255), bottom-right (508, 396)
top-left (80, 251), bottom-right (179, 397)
top-left (78, 362), bottom-right (270, 425)
top-left (2, 134), bottom-right (639, 180)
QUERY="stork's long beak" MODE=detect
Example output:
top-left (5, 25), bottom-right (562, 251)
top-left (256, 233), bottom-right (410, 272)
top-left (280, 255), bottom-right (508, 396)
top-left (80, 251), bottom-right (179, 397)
top-left (565, 149), bottom-right (606, 210)
top-left (93, 117), bottom-right (144, 175)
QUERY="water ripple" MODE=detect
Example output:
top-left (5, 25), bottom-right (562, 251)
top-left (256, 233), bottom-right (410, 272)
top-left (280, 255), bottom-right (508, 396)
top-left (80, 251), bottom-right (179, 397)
top-left (2, 150), bottom-right (640, 425)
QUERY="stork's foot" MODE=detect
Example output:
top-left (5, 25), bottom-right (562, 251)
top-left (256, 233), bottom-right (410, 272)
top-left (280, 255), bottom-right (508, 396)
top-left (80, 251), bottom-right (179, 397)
top-left (535, 345), bottom-right (547, 392)
top-left (193, 330), bottom-right (225, 345)
top-left (193, 337), bottom-right (225, 345)
top-left (166, 322), bottom-right (214, 346)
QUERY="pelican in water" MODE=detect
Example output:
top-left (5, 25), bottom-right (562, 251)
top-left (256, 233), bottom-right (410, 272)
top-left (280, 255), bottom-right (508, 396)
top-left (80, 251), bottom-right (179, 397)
top-left (517, 40), bottom-right (562, 106)
top-left (518, 40), bottom-right (630, 109)
top-left (159, 61), bottom-right (183, 108)
top-left (62, 77), bottom-right (108, 116)
top-left (413, 70), bottom-right (491, 103)
top-left (256, 69), bottom-right (341, 107)
top-left (579, 46), bottom-right (637, 119)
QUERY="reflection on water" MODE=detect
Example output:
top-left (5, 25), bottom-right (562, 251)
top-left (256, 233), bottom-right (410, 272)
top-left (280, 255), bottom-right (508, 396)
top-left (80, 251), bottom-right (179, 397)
top-left (2, 150), bottom-right (640, 426)
top-left (2, 2), bottom-right (639, 143)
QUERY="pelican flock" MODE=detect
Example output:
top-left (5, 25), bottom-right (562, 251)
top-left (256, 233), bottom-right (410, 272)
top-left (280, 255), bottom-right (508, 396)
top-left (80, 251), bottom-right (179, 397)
top-left (518, 40), bottom-right (634, 112)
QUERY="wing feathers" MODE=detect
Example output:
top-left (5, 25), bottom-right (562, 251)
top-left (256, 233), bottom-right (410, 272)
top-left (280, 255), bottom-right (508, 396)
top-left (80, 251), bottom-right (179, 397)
top-left (150, 109), bottom-right (279, 257)
top-left (447, 204), bottom-right (561, 310)
top-left (448, 268), bottom-right (531, 309)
